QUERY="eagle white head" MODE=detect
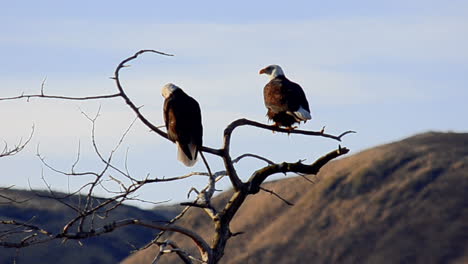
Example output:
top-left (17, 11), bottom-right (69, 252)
top-left (161, 83), bottom-right (180, 99)
top-left (259, 65), bottom-right (285, 80)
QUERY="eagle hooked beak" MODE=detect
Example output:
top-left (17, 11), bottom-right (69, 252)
top-left (259, 68), bottom-right (267, 75)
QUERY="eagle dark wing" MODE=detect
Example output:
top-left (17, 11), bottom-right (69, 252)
top-left (284, 79), bottom-right (310, 113)
top-left (163, 90), bottom-right (203, 160)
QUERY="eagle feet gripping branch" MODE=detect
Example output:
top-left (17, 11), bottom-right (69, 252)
top-left (260, 65), bottom-right (312, 130)
top-left (286, 125), bottom-right (298, 132)
top-left (270, 122), bottom-right (298, 135)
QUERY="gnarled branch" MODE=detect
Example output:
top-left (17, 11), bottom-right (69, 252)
top-left (248, 146), bottom-right (349, 194)
top-left (210, 145), bottom-right (349, 263)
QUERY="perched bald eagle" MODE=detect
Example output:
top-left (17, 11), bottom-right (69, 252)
top-left (259, 65), bottom-right (311, 128)
top-left (162, 83), bottom-right (203, 167)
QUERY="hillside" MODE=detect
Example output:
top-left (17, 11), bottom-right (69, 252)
top-left (0, 189), bottom-right (179, 264)
top-left (123, 132), bottom-right (468, 264)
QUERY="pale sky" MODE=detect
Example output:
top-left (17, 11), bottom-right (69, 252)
top-left (1, 0), bottom-right (467, 208)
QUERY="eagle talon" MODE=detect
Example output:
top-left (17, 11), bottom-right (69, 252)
top-left (285, 126), bottom-right (297, 135)
top-left (270, 122), bottom-right (280, 133)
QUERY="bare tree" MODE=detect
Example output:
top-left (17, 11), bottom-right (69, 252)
top-left (0, 50), bottom-right (354, 263)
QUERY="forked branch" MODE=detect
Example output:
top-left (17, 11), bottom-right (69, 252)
top-left (248, 146), bottom-right (350, 194)
top-left (0, 126), bottom-right (34, 158)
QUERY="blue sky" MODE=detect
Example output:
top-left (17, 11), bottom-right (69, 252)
top-left (1, 1), bottom-right (467, 208)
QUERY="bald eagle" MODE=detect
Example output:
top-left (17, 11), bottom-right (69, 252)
top-left (259, 65), bottom-right (311, 128)
top-left (162, 83), bottom-right (203, 167)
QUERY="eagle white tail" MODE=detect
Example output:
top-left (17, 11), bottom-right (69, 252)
top-left (289, 106), bottom-right (312, 122)
top-left (176, 142), bottom-right (198, 167)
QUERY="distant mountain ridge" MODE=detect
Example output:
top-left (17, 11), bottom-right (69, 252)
top-left (123, 132), bottom-right (468, 264)
top-left (0, 189), bottom-right (179, 264)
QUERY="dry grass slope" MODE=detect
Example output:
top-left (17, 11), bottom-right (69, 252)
top-left (123, 132), bottom-right (468, 264)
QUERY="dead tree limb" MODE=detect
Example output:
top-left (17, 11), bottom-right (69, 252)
top-left (209, 146), bottom-right (349, 263)
top-left (1, 219), bottom-right (211, 262)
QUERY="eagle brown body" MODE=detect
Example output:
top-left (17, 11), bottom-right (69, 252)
top-left (260, 65), bottom-right (311, 128)
top-left (162, 84), bottom-right (202, 167)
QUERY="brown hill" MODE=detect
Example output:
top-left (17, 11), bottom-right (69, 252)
top-left (122, 132), bottom-right (468, 264)
top-left (0, 189), bottom-right (179, 264)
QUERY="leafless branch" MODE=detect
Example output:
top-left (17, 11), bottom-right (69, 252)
top-left (260, 187), bottom-right (294, 206)
top-left (224, 118), bottom-right (355, 142)
top-left (0, 93), bottom-right (121, 102)
top-left (0, 125), bottom-right (34, 158)
top-left (1, 219), bottom-right (211, 262)
top-left (0, 76), bottom-right (119, 102)
top-left (0, 186), bottom-right (32, 205)
top-left (152, 240), bottom-right (193, 264)
top-left (112, 50), bottom-right (173, 140)
top-left (209, 146), bottom-right (350, 263)
top-left (298, 173), bottom-right (318, 184)
top-left (248, 146), bottom-right (350, 194)
top-left (233, 153), bottom-right (275, 165)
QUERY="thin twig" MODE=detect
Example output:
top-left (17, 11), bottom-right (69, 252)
top-left (0, 93), bottom-right (121, 101)
top-left (0, 125), bottom-right (34, 158)
top-left (233, 153), bottom-right (275, 165)
top-left (260, 187), bottom-right (294, 206)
